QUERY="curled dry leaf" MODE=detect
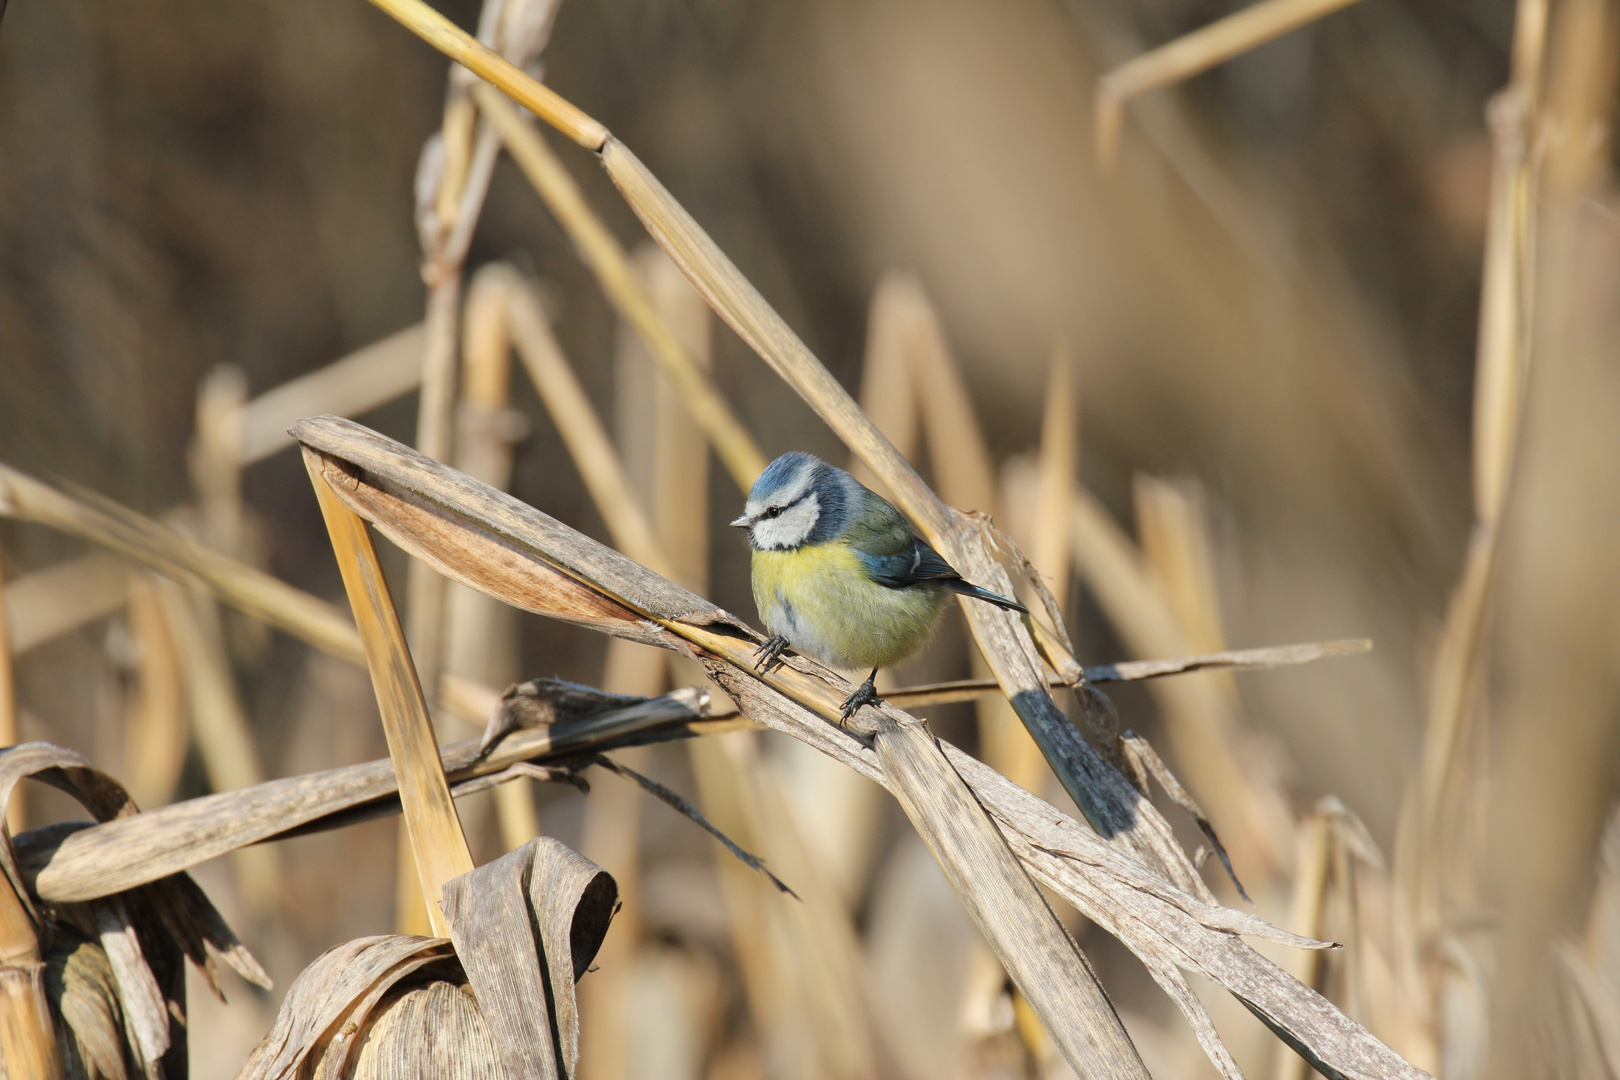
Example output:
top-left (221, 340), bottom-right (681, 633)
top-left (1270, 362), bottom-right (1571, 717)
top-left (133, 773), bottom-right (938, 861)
top-left (240, 837), bottom-right (614, 1080)
top-left (0, 742), bottom-right (269, 1080)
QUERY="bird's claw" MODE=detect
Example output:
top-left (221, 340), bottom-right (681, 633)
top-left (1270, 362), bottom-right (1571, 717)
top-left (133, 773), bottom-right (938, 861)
top-left (754, 634), bottom-right (790, 672)
top-left (838, 675), bottom-right (881, 726)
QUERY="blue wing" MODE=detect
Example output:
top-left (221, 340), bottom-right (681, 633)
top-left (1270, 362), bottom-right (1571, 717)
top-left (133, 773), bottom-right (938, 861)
top-left (854, 538), bottom-right (1027, 613)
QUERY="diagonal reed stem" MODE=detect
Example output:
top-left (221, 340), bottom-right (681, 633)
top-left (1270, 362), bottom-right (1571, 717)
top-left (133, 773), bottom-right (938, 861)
top-left (304, 449), bottom-right (473, 936)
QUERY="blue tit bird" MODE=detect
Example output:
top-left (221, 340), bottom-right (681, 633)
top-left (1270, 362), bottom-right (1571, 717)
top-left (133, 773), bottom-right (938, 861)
top-left (731, 451), bottom-right (1026, 722)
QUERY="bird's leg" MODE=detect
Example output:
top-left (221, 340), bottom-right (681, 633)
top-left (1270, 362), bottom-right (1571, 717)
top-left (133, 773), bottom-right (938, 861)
top-left (839, 668), bottom-right (882, 725)
top-left (753, 634), bottom-right (790, 672)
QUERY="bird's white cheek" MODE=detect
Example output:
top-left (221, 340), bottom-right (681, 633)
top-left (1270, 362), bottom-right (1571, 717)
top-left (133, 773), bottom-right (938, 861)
top-left (751, 496), bottom-right (819, 549)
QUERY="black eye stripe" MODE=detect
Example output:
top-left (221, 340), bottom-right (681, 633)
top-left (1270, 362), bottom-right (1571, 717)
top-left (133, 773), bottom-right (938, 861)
top-left (762, 492), bottom-right (814, 520)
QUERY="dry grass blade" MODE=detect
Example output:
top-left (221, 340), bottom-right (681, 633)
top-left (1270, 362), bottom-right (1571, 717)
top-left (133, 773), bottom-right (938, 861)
top-left (1095, 0), bottom-right (1371, 166)
top-left (1398, 0), bottom-right (1550, 1012)
top-left (475, 86), bottom-right (767, 492)
top-left (290, 416), bottom-right (1429, 1079)
top-left (22, 686), bottom-right (706, 904)
top-left (241, 324), bottom-right (428, 464)
top-left (0, 462), bottom-right (364, 665)
top-left (305, 449), bottom-right (473, 936)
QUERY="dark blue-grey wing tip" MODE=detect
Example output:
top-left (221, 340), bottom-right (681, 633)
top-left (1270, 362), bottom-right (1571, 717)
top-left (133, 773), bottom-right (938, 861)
top-left (951, 581), bottom-right (1029, 614)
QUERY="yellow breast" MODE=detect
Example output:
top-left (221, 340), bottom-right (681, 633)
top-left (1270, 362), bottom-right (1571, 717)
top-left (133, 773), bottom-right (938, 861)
top-left (751, 542), bottom-right (948, 671)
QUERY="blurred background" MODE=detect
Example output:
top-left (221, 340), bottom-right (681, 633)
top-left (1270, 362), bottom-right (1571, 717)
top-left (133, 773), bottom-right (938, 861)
top-left (2, 0), bottom-right (1618, 1076)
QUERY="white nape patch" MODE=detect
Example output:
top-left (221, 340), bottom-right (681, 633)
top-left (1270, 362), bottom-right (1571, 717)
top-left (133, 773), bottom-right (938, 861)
top-left (750, 493), bottom-right (819, 550)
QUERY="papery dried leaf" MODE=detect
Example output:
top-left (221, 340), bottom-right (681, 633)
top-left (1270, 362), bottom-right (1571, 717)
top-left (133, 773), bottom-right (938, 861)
top-left (441, 838), bottom-right (618, 1080)
top-left (236, 935), bottom-right (460, 1080)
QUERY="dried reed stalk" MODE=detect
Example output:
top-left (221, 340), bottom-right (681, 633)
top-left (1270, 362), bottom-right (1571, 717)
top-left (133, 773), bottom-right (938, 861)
top-left (1403, 0), bottom-right (1548, 919)
top-left (191, 364), bottom-right (249, 559)
top-left (475, 85), bottom-right (768, 492)
top-left (305, 449), bottom-right (473, 936)
top-left (850, 275), bottom-right (922, 500)
top-left (154, 578), bottom-right (282, 915)
top-left (2, 552), bottom-right (128, 657)
top-left (446, 262), bottom-right (535, 852)
top-left (1390, 5), bottom-right (1550, 1065)
top-left (0, 555), bottom-right (17, 835)
top-left (1094, 0), bottom-right (1371, 167)
top-left (0, 462), bottom-right (363, 665)
top-left (292, 416), bottom-right (1428, 1079)
top-left (0, 843), bottom-right (58, 1080)
top-left (367, 0), bottom-right (606, 148)
top-left (241, 323), bottom-right (428, 463)
top-left (697, 640), bottom-right (1367, 714)
top-left (121, 574), bottom-right (187, 810)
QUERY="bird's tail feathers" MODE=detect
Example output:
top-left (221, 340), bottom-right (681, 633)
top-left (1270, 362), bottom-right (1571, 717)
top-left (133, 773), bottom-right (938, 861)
top-left (946, 579), bottom-right (1028, 613)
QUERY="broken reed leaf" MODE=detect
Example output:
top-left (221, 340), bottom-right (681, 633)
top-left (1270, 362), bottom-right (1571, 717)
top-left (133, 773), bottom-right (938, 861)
top-left (23, 687), bottom-right (706, 904)
top-left (306, 449), bottom-right (474, 938)
top-left (478, 676), bottom-right (693, 754)
top-left (0, 462), bottom-right (363, 665)
top-left (287, 416), bottom-right (1427, 1079)
top-left (1120, 731), bottom-right (1251, 904)
top-left (589, 753), bottom-right (796, 898)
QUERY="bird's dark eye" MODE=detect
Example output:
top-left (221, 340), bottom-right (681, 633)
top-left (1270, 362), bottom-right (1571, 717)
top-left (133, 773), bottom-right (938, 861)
top-left (762, 506), bottom-right (784, 519)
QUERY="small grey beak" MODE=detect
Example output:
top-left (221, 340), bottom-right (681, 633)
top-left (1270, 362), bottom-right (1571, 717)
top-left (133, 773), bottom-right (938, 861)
top-left (729, 514), bottom-right (751, 529)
